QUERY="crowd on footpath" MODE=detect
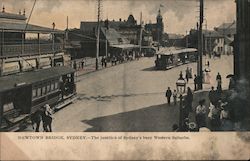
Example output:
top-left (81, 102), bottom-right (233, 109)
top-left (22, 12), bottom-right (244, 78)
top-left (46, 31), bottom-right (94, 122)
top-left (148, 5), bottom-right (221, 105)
top-left (166, 61), bottom-right (248, 132)
top-left (71, 51), bottom-right (142, 71)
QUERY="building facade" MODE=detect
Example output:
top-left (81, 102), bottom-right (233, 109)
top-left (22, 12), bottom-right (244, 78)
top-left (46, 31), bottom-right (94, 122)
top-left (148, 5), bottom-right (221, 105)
top-left (145, 9), bottom-right (164, 45)
top-left (214, 21), bottom-right (236, 55)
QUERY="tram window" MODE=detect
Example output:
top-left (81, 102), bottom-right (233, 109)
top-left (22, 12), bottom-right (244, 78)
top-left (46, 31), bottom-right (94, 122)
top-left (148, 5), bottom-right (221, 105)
top-left (47, 83), bottom-right (51, 93)
top-left (55, 82), bottom-right (58, 89)
top-left (37, 88), bottom-right (41, 97)
top-left (42, 86), bottom-right (46, 95)
top-left (32, 89), bottom-right (37, 98)
top-left (3, 102), bottom-right (14, 113)
top-left (51, 83), bottom-right (55, 91)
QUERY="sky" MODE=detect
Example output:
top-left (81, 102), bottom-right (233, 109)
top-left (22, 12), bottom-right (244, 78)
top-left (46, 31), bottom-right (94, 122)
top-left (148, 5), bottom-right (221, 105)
top-left (0, 0), bottom-right (236, 34)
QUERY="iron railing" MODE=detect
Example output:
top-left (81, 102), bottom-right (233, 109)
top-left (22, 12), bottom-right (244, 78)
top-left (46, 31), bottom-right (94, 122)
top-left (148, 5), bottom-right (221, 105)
top-left (1, 43), bottom-right (63, 58)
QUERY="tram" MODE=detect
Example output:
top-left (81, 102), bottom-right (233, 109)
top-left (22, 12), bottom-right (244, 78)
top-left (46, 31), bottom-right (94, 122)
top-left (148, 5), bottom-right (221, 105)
top-left (141, 46), bottom-right (156, 57)
top-left (155, 48), bottom-right (198, 70)
top-left (0, 66), bottom-right (76, 131)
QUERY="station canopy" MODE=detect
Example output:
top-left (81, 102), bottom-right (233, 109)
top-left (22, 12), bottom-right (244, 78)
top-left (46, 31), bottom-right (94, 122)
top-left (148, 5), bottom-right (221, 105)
top-left (0, 66), bottom-right (75, 93)
top-left (0, 22), bottom-right (63, 34)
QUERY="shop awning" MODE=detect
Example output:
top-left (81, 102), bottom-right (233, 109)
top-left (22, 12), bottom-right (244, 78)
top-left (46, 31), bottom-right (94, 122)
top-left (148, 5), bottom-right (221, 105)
top-left (0, 66), bottom-right (75, 93)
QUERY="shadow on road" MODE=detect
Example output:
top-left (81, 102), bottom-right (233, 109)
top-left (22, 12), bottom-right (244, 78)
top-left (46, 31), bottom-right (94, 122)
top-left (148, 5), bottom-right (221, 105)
top-left (82, 103), bottom-right (180, 132)
top-left (141, 66), bottom-right (157, 71)
top-left (81, 91), bottom-right (210, 132)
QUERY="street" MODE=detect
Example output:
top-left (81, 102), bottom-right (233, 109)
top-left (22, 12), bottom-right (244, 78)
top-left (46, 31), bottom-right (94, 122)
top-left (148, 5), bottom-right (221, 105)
top-left (26, 55), bottom-right (233, 132)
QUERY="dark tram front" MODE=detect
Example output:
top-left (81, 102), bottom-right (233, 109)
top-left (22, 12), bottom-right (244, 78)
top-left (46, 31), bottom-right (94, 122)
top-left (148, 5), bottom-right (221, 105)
top-left (0, 67), bottom-right (76, 131)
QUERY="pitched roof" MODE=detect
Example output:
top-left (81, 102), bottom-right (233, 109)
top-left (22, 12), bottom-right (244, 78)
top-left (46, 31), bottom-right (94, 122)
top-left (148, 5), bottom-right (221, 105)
top-left (101, 27), bottom-right (129, 45)
top-left (80, 21), bottom-right (105, 32)
top-left (214, 22), bottom-right (236, 35)
top-left (203, 30), bottom-right (223, 38)
top-left (80, 20), bottom-right (130, 32)
top-left (216, 22), bottom-right (236, 30)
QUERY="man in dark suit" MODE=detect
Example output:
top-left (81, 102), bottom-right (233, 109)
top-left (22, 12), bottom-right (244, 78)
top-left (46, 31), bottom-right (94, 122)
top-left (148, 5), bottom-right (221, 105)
top-left (166, 87), bottom-right (172, 105)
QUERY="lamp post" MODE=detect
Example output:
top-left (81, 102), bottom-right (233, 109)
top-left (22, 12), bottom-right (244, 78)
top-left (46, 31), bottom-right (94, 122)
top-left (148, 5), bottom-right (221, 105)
top-left (209, 32), bottom-right (212, 58)
top-left (176, 75), bottom-right (186, 130)
top-left (179, 94), bottom-right (183, 130)
top-left (176, 77), bottom-right (186, 94)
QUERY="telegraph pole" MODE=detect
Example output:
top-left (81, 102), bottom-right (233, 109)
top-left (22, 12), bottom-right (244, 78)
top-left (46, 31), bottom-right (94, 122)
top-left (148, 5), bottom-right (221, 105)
top-left (186, 30), bottom-right (188, 48)
top-left (96, 0), bottom-right (101, 70)
top-left (198, 0), bottom-right (204, 90)
top-left (139, 12), bottom-right (143, 54)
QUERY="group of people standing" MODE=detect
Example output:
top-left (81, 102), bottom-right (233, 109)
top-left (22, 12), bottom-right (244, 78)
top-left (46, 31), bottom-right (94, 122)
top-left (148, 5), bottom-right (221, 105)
top-left (168, 61), bottom-right (238, 131)
top-left (30, 104), bottom-right (54, 132)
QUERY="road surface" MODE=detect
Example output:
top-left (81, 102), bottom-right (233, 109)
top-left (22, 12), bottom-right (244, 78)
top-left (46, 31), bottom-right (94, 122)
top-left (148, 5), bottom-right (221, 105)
top-left (25, 55), bottom-right (234, 132)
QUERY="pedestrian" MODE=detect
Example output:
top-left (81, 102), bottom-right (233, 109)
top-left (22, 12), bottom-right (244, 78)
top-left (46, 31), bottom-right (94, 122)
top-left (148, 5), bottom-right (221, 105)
top-left (195, 99), bottom-right (206, 128)
top-left (185, 71), bottom-right (189, 83)
top-left (101, 56), bottom-right (105, 67)
top-left (208, 103), bottom-right (220, 131)
top-left (194, 74), bottom-right (198, 91)
top-left (173, 89), bottom-right (177, 105)
top-left (207, 60), bottom-right (210, 67)
top-left (208, 86), bottom-right (217, 106)
top-left (185, 87), bottom-right (193, 113)
top-left (179, 71), bottom-right (184, 80)
top-left (42, 104), bottom-right (53, 132)
top-left (216, 72), bottom-right (222, 88)
top-left (81, 59), bottom-right (85, 69)
top-left (73, 61), bottom-right (77, 70)
top-left (228, 77), bottom-right (235, 90)
top-left (104, 57), bottom-right (107, 68)
top-left (216, 86), bottom-right (222, 101)
top-left (220, 103), bottom-right (233, 131)
top-left (182, 118), bottom-right (190, 132)
top-left (189, 68), bottom-right (193, 78)
top-left (165, 87), bottom-right (172, 105)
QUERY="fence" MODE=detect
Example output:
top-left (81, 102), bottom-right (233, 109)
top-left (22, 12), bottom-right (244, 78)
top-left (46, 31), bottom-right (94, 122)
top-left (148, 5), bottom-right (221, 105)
top-left (1, 43), bottom-right (63, 58)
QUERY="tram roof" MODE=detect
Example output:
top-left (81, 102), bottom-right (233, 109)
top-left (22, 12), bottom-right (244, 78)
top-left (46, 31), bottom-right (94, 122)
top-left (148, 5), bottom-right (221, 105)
top-left (0, 66), bottom-right (75, 93)
top-left (110, 44), bottom-right (139, 49)
top-left (156, 48), bottom-right (197, 56)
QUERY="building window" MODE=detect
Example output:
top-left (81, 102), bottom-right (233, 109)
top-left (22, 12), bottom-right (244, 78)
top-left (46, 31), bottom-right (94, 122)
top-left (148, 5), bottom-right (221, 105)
top-left (42, 86), bottom-right (46, 95)
top-left (47, 83), bottom-right (51, 93)
top-left (51, 82), bottom-right (55, 91)
top-left (55, 82), bottom-right (58, 89)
